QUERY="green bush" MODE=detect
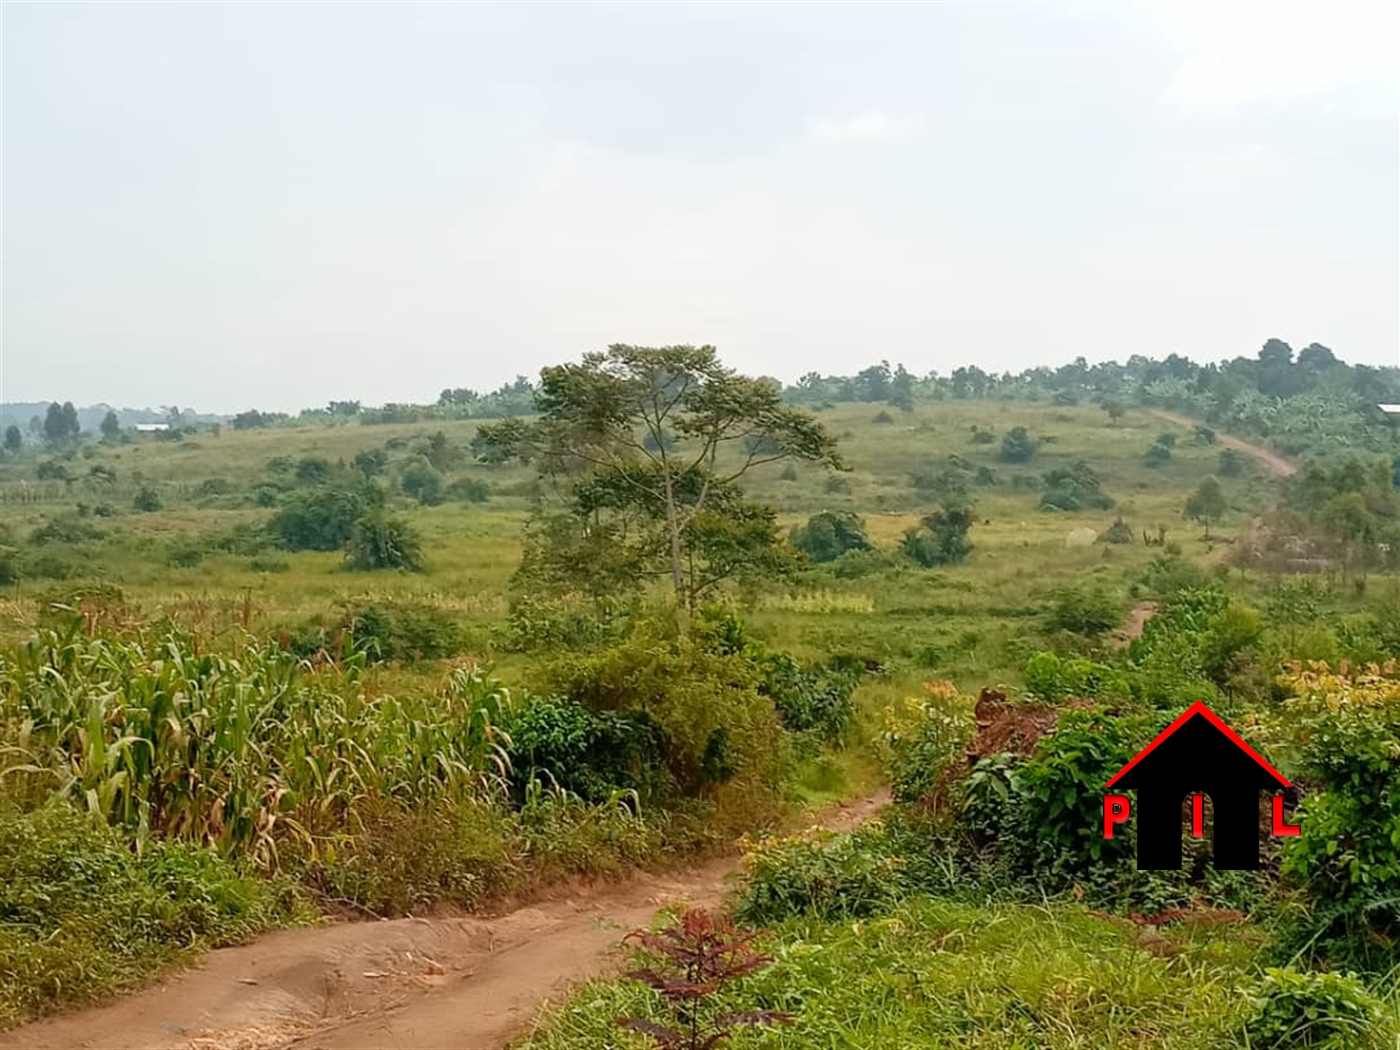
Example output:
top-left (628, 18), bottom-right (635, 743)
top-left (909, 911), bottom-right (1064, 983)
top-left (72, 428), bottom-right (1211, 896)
top-left (268, 483), bottom-right (382, 551)
top-left (756, 651), bottom-right (860, 744)
top-left (734, 824), bottom-right (908, 924)
top-left (446, 477), bottom-right (491, 503)
top-left (1023, 651), bottom-right (1132, 701)
top-left (554, 632), bottom-right (785, 800)
top-left (1219, 448), bottom-right (1249, 477)
top-left (1242, 967), bottom-right (1386, 1050)
top-left (1098, 517), bottom-right (1134, 544)
top-left (1039, 461), bottom-right (1114, 511)
top-left (344, 513), bottom-right (425, 571)
top-left (790, 510), bottom-right (871, 564)
top-left (882, 690), bottom-right (974, 804)
top-left (132, 484), bottom-right (163, 512)
top-left (504, 696), bottom-right (666, 804)
top-left (29, 517), bottom-right (104, 545)
top-left (1143, 439), bottom-right (1174, 468)
top-left (901, 506), bottom-right (973, 567)
top-left (1014, 708), bottom-right (1148, 881)
top-left (998, 426), bottom-right (1037, 463)
top-left (0, 805), bottom-right (298, 1025)
top-left (1048, 584), bottom-right (1121, 636)
top-left (400, 458), bottom-right (444, 505)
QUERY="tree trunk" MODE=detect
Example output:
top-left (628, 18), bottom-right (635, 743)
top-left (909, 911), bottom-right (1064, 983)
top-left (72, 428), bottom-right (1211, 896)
top-left (662, 468), bottom-right (686, 606)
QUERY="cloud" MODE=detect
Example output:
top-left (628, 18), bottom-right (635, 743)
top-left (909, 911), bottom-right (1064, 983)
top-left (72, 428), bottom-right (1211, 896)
top-left (1148, 0), bottom-right (1398, 112)
top-left (806, 111), bottom-right (919, 145)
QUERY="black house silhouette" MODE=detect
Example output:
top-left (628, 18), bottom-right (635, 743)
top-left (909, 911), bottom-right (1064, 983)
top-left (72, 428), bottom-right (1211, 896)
top-left (1106, 701), bottom-right (1290, 870)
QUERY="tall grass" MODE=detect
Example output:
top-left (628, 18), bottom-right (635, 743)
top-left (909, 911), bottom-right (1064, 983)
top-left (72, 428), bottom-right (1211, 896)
top-left (0, 621), bottom-right (510, 867)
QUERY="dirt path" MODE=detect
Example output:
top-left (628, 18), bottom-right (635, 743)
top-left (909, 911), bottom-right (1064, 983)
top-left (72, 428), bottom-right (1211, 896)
top-left (1142, 409), bottom-right (1297, 477)
top-left (1111, 601), bottom-right (1159, 649)
top-left (2, 791), bottom-right (888, 1050)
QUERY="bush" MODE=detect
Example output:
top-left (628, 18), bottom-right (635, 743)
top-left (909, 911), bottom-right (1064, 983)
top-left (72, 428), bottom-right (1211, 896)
top-left (1039, 461), bottom-right (1113, 511)
top-left (1098, 517), bottom-right (1134, 544)
top-left (1219, 448), bottom-right (1249, 477)
top-left (294, 456), bottom-right (333, 485)
top-left (195, 477), bottom-right (230, 497)
top-left (132, 484), bottom-right (163, 512)
top-left (248, 556), bottom-right (290, 573)
top-left (1014, 708), bottom-right (1149, 881)
top-left (504, 696), bottom-right (666, 804)
top-left (445, 477), bottom-right (491, 503)
top-left (338, 602), bottom-right (462, 661)
top-left (735, 824), bottom-right (907, 924)
top-left (29, 517), bottom-right (104, 545)
top-left (0, 806), bottom-right (297, 1026)
top-left (554, 632), bottom-right (785, 801)
top-left (35, 460), bottom-right (72, 482)
top-left (901, 506), bottom-right (973, 567)
top-left (400, 458), bottom-right (444, 505)
top-left (1242, 967), bottom-right (1386, 1050)
top-left (882, 682), bottom-right (974, 803)
top-left (268, 483), bottom-right (382, 551)
top-left (998, 426), bottom-right (1037, 463)
top-left (970, 429), bottom-right (997, 445)
top-left (1143, 440), bottom-right (1174, 468)
top-left (790, 510), bottom-right (871, 564)
top-left (779, 463), bottom-right (799, 482)
top-left (872, 410), bottom-right (895, 425)
top-left (344, 513), bottom-right (424, 571)
top-left (756, 651), bottom-right (860, 744)
top-left (1048, 584), bottom-right (1121, 636)
top-left (824, 475), bottom-right (852, 495)
top-left (1023, 651), bottom-right (1132, 701)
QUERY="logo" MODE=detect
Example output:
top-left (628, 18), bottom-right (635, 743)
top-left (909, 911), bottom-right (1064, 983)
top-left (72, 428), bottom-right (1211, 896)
top-left (1102, 701), bottom-right (1299, 870)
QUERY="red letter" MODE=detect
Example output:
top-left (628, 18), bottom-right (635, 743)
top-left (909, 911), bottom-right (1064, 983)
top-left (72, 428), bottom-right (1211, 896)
top-left (1191, 793), bottom-right (1205, 837)
top-left (1272, 795), bottom-right (1300, 836)
top-left (1103, 794), bottom-right (1131, 839)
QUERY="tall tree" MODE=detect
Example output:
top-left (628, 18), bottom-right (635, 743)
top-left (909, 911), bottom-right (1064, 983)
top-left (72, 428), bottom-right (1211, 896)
top-left (99, 410), bottom-right (121, 443)
top-left (475, 345), bottom-right (843, 608)
top-left (3, 425), bottom-right (21, 453)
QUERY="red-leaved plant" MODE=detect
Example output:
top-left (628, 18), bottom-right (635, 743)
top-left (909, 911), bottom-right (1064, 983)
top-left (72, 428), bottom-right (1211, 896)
top-left (616, 908), bottom-right (793, 1049)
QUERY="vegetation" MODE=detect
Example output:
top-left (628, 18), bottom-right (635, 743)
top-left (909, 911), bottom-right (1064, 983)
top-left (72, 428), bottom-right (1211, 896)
top-left (2, 339), bottom-right (1400, 1042)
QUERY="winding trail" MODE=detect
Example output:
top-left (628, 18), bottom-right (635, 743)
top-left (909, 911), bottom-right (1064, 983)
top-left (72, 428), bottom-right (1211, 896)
top-left (1141, 409), bottom-right (1297, 478)
top-left (2, 791), bottom-right (888, 1050)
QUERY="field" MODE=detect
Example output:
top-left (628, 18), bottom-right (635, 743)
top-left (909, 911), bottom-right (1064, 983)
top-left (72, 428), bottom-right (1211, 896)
top-left (2, 389), bottom-right (1398, 1049)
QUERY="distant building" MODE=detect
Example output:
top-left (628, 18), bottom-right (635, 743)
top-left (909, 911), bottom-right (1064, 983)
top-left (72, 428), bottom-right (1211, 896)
top-left (134, 422), bottom-right (170, 433)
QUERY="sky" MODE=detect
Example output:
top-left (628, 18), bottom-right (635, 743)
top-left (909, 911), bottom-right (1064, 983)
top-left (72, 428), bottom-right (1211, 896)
top-left (3, 1), bottom-right (1397, 413)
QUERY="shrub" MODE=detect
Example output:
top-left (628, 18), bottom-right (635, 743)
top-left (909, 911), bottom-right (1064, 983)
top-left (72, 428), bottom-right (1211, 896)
top-left (1015, 708), bottom-right (1149, 881)
top-left (1219, 448), bottom-right (1249, 477)
top-left (400, 458), bottom-right (444, 505)
top-left (132, 484), bottom-right (163, 512)
top-left (1098, 517), bottom-right (1134, 544)
top-left (504, 696), bottom-right (666, 804)
top-left (347, 602), bottom-right (461, 660)
top-left (248, 556), bottom-right (290, 573)
top-left (445, 477), bottom-right (491, 503)
top-left (352, 447), bottom-right (388, 477)
top-left (1048, 584), bottom-right (1120, 636)
top-left (1194, 425), bottom-right (1216, 445)
top-left (194, 477), bottom-right (229, 497)
top-left (1039, 461), bottom-right (1113, 511)
top-left (0, 806), bottom-right (297, 1026)
top-left (872, 410), bottom-right (895, 425)
top-left (824, 475), bottom-right (852, 495)
top-left (294, 456), bottom-right (333, 485)
top-left (901, 506), bottom-right (973, 567)
top-left (735, 825), bottom-right (907, 924)
top-left (344, 513), bottom-right (425, 572)
top-left (1242, 967), bottom-right (1385, 1050)
top-left (29, 517), bottom-right (104, 545)
top-left (165, 541), bottom-right (205, 568)
top-left (881, 682), bottom-right (974, 803)
top-left (779, 463), bottom-right (799, 482)
top-left (756, 651), bottom-right (860, 744)
top-left (1022, 651), bottom-right (1132, 701)
top-left (970, 429), bottom-right (997, 445)
top-left (1155, 432), bottom-right (1178, 449)
top-left (1143, 439), bottom-right (1173, 468)
top-left (35, 460), bottom-right (72, 482)
top-left (554, 633), bottom-right (785, 801)
top-left (790, 510), bottom-right (871, 564)
top-left (268, 483), bottom-right (382, 551)
top-left (998, 426), bottom-right (1037, 463)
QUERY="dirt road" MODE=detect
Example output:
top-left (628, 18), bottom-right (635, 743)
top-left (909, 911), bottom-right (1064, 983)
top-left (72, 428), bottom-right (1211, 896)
top-left (2, 791), bottom-right (887, 1050)
top-left (1142, 409), bottom-right (1297, 477)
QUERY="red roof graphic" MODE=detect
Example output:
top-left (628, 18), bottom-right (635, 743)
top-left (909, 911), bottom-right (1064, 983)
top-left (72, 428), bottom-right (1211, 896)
top-left (1105, 701), bottom-right (1290, 789)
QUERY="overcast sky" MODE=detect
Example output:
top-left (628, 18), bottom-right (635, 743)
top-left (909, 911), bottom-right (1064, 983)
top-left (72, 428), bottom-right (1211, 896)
top-left (3, 2), bottom-right (1397, 412)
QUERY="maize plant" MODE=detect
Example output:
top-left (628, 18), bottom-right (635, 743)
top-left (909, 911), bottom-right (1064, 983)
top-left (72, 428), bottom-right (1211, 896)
top-left (0, 622), bottom-right (511, 869)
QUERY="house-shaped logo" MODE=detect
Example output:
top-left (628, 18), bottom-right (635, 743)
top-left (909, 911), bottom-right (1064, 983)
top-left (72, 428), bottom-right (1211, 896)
top-left (1102, 701), bottom-right (1299, 870)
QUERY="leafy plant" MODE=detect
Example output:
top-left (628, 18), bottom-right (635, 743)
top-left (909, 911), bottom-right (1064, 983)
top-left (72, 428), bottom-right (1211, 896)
top-left (1242, 967), bottom-right (1385, 1049)
top-left (616, 909), bottom-right (792, 1049)
top-left (790, 509), bottom-right (870, 564)
top-left (344, 513), bottom-right (425, 572)
top-left (735, 824), bottom-right (906, 923)
top-left (268, 482), bottom-right (383, 551)
top-left (901, 505), bottom-right (973, 567)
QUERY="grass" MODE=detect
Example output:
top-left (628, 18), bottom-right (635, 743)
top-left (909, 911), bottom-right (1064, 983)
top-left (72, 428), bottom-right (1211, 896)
top-left (518, 896), bottom-right (1279, 1049)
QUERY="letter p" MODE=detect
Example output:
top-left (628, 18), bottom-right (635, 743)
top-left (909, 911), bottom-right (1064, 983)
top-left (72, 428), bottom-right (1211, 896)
top-left (1103, 794), bottom-right (1131, 839)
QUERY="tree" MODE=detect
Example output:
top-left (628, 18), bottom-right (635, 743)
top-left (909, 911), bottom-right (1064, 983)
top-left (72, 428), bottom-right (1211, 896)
top-left (790, 510), bottom-right (871, 563)
top-left (132, 485), bottom-right (162, 512)
top-left (43, 402), bottom-right (80, 445)
top-left (999, 426), bottom-right (1037, 463)
top-left (1101, 400), bottom-right (1125, 425)
top-left (400, 458), bottom-right (444, 505)
top-left (268, 483), bottom-right (383, 551)
top-left (99, 410), bottom-right (121, 443)
top-left (3, 426), bottom-right (20, 453)
top-left (475, 345), bottom-right (842, 609)
top-left (1184, 476), bottom-right (1227, 538)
